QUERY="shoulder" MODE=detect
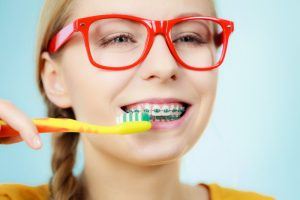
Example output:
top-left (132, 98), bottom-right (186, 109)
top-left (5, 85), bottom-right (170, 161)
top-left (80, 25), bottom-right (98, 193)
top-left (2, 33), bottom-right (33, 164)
top-left (0, 183), bottom-right (49, 200)
top-left (200, 183), bottom-right (276, 200)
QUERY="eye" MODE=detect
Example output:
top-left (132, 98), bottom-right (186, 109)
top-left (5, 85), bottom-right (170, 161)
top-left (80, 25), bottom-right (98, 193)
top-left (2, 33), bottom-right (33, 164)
top-left (98, 33), bottom-right (137, 47)
top-left (173, 33), bottom-right (208, 46)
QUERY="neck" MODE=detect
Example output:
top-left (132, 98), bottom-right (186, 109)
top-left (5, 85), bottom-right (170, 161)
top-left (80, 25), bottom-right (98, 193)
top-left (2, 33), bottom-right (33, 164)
top-left (81, 140), bottom-right (185, 200)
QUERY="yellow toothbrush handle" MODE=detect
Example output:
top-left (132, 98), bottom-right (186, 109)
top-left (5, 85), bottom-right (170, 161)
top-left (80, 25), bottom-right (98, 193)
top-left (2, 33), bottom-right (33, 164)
top-left (31, 118), bottom-right (152, 134)
top-left (0, 118), bottom-right (152, 138)
top-left (0, 118), bottom-right (77, 138)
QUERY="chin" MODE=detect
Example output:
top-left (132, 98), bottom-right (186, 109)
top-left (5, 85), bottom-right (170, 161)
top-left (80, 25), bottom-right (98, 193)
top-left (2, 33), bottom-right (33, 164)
top-left (122, 134), bottom-right (189, 166)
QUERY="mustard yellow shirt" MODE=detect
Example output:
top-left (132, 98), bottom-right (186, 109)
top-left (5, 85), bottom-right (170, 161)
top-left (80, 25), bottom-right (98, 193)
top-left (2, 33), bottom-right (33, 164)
top-left (0, 183), bottom-right (275, 200)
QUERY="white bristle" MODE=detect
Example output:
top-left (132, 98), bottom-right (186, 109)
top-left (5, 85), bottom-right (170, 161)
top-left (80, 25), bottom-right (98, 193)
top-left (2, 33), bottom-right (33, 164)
top-left (117, 115), bottom-right (122, 124)
top-left (116, 112), bottom-right (145, 124)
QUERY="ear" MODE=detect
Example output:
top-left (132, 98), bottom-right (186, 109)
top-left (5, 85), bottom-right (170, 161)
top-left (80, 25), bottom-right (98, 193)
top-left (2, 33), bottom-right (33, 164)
top-left (40, 52), bottom-right (72, 108)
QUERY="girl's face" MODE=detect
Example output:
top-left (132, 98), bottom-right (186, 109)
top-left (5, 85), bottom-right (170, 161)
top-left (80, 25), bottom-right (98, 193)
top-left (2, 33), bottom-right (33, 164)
top-left (45, 0), bottom-right (218, 165)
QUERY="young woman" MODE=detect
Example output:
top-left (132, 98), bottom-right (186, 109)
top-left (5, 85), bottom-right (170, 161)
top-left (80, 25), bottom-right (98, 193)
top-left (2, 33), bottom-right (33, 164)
top-left (0, 0), bottom-right (275, 199)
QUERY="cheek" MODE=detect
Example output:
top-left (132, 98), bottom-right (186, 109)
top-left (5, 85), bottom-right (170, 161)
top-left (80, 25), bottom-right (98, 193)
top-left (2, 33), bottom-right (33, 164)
top-left (182, 69), bottom-right (218, 144)
top-left (185, 69), bottom-right (218, 98)
top-left (59, 47), bottom-right (136, 125)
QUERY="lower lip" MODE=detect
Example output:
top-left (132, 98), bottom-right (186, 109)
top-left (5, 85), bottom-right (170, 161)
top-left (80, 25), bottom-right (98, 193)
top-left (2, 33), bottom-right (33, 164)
top-left (150, 105), bottom-right (192, 130)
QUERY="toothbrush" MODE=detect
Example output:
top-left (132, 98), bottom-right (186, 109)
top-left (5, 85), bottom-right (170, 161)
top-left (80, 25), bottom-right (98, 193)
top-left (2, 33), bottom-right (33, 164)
top-left (0, 112), bottom-right (152, 138)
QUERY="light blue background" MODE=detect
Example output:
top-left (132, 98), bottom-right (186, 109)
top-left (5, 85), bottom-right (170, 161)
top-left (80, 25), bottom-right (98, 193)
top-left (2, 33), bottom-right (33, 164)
top-left (0, 1), bottom-right (299, 199)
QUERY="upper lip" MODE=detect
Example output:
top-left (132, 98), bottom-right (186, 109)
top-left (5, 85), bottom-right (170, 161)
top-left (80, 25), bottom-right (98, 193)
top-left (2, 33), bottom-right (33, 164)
top-left (120, 98), bottom-right (192, 108)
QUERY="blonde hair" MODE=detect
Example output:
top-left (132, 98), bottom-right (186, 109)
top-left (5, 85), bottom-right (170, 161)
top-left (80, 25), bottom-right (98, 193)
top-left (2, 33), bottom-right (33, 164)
top-left (35, 0), bottom-right (84, 199)
top-left (35, 0), bottom-right (217, 199)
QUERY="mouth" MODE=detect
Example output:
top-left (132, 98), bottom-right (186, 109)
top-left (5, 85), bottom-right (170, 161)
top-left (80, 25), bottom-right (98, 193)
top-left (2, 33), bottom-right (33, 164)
top-left (119, 98), bottom-right (192, 129)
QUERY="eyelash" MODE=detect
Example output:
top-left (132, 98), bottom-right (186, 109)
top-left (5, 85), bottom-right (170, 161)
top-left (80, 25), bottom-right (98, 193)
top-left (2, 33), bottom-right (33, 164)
top-left (97, 33), bottom-right (207, 48)
top-left (98, 33), bottom-right (136, 47)
top-left (173, 34), bottom-right (207, 45)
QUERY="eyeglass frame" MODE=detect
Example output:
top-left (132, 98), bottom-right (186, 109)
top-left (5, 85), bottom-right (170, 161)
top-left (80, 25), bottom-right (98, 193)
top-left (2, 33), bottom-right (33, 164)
top-left (48, 14), bottom-right (235, 71)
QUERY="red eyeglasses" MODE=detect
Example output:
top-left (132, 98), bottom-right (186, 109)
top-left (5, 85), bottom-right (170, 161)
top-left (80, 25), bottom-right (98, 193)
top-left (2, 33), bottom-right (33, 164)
top-left (48, 14), bottom-right (234, 71)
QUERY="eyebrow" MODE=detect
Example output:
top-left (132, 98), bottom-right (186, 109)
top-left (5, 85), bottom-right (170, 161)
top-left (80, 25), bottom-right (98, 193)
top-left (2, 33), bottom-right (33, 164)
top-left (175, 12), bottom-right (205, 18)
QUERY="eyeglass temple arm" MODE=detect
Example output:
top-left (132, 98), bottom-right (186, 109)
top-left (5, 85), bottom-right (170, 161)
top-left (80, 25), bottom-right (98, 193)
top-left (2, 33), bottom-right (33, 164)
top-left (48, 21), bottom-right (76, 53)
top-left (214, 21), bottom-right (234, 47)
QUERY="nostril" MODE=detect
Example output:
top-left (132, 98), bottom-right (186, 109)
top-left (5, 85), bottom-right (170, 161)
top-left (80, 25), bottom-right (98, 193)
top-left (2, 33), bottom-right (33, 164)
top-left (171, 74), bottom-right (177, 80)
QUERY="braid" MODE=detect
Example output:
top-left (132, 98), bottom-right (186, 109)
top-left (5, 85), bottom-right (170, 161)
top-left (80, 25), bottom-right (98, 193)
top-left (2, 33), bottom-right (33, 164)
top-left (46, 100), bottom-right (85, 199)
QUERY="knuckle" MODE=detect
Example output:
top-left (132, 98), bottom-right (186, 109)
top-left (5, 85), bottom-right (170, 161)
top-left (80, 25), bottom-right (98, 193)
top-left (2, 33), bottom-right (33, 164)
top-left (20, 131), bottom-right (34, 139)
top-left (19, 132), bottom-right (32, 142)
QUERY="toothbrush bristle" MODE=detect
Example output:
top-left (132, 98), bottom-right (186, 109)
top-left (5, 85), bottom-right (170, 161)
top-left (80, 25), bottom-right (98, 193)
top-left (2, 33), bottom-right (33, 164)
top-left (116, 112), bottom-right (151, 124)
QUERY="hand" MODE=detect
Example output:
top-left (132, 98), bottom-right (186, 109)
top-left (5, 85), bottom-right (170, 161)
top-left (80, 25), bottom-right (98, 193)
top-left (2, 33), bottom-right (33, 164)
top-left (0, 99), bottom-right (42, 150)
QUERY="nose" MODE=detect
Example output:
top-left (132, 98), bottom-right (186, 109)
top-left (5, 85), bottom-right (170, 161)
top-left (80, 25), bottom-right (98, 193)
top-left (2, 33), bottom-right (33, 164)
top-left (139, 35), bottom-right (179, 83)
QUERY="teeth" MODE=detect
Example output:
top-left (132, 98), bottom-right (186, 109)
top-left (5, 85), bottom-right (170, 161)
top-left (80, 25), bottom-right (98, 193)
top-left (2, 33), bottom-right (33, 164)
top-left (152, 115), bottom-right (181, 121)
top-left (152, 105), bottom-right (161, 116)
top-left (161, 105), bottom-right (170, 116)
top-left (124, 103), bottom-right (186, 119)
top-left (144, 104), bottom-right (151, 114)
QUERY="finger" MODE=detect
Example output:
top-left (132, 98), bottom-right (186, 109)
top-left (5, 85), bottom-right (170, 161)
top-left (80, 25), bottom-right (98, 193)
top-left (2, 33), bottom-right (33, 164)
top-left (0, 99), bottom-right (42, 149)
top-left (0, 135), bottom-right (23, 145)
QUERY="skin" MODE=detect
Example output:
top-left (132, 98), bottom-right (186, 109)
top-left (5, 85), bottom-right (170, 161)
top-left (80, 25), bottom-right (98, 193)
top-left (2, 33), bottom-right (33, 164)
top-left (1, 0), bottom-right (218, 199)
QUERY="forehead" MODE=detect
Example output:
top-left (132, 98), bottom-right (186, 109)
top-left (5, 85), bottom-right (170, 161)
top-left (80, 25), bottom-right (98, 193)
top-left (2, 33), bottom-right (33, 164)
top-left (70, 0), bottom-right (214, 21)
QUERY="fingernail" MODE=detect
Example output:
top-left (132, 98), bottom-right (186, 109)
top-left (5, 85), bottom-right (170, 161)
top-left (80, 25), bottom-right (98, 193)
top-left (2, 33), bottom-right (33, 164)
top-left (32, 135), bottom-right (42, 149)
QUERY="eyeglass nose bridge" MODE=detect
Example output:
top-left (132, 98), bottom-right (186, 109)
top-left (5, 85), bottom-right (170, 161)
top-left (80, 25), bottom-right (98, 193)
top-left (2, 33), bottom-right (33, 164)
top-left (151, 20), bottom-right (168, 35)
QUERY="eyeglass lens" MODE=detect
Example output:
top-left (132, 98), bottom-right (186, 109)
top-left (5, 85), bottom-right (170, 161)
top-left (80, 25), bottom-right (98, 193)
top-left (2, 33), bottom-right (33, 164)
top-left (88, 18), bottom-right (224, 68)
